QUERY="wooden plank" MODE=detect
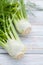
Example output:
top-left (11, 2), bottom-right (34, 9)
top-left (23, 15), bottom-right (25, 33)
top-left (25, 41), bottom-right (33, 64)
top-left (0, 0), bottom-right (43, 65)
top-left (30, 0), bottom-right (43, 8)
top-left (1, 48), bottom-right (43, 54)
top-left (0, 49), bottom-right (7, 54)
top-left (29, 11), bottom-right (43, 25)
top-left (25, 0), bottom-right (43, 10)
top-left (0, 54), bottom-right (43, 65)
top-left (20, 25), bottom-right (43, 36)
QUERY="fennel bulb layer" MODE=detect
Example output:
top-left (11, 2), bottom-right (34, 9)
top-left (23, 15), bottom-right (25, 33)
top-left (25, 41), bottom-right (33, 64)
top-left (5, 39), bottom-right (26, 59)
top-left (14, 19), bottom-right (31, 35)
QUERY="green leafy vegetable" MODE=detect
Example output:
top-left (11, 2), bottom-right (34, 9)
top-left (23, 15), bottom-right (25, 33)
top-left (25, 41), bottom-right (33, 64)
top-left (0, 0), bottom-right (26, 59)
top-left (10, 0), bottom-right (31, 35)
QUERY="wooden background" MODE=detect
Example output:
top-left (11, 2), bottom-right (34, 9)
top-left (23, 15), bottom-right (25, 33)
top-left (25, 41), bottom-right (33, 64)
top-left (0, 0), bottom-right (43, 65)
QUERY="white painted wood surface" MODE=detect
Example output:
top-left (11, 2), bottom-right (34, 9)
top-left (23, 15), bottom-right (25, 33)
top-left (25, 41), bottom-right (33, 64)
top-left (0, 54), bottom-right (43, 65)
top-left (0, 0), bottom-right (43, 65)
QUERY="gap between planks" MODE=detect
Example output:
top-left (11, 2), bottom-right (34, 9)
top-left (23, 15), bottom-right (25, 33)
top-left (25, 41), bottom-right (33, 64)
top-left (0, 54), bottom-right (43, 65)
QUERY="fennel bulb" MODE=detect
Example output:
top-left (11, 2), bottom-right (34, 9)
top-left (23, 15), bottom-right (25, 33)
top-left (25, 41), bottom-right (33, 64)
top-left (14, 19), bottom-right (31, 35)
top-left (0, 17), bottom-right (26, 59)
top-left (11, 0), bottom-right (31, 35)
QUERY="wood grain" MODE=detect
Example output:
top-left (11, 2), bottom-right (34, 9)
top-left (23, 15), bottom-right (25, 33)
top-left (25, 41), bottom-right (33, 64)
top-left (0, 54), bottom-right (43, 65)
top-left (29, 11), bottom-right (43, 25)
top-left (0, 0), bottom-right (43, 65)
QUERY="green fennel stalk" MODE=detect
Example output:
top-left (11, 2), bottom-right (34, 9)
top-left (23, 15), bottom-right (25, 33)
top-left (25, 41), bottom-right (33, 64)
top-left (10, 0), bottom-right (31, 35)
top-left (0, 0), bottom-right (26, 59)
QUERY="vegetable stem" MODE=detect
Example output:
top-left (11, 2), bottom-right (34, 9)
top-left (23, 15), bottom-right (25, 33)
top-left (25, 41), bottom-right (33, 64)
top-left (8, 17), bottom-right (21, 41)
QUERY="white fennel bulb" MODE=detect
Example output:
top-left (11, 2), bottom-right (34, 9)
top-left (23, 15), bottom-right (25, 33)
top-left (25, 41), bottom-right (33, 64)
top-left (15, 19), bottom-right (31, 35)
top-left (5, 39), bottom-right (26, 59)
